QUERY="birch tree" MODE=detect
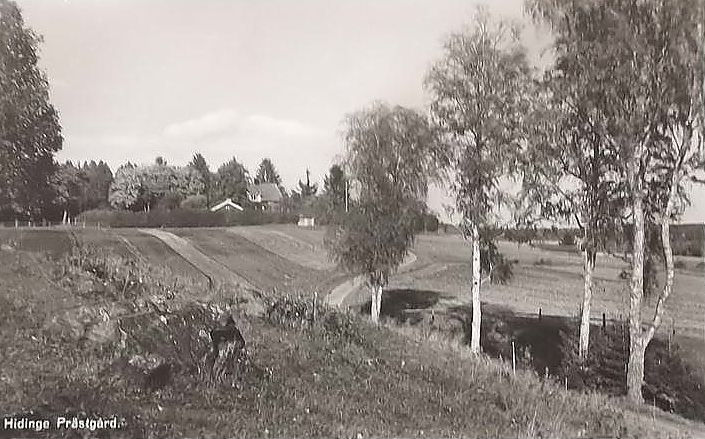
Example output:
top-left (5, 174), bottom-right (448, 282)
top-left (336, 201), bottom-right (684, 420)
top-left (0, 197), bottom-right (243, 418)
top-left (325, 102), bottom-right (446, 323)
top-left (424, 7), bottom-right (531, 353)
top-left (518, 44), bottom-right (626, 359)
top-left (527, 0), bottom-right (704, 403)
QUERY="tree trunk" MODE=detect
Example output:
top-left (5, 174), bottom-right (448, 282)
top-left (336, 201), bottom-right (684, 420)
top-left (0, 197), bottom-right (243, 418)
top-left (627, 335), bottom-right (647, 402)
top-left (470, 223), bottom-right (481, 353)
top-left (579, 245), bottom-right (595, 358)
top-left (627, 193), bottom-right (646, 403)
top-left (370, 281), bottom-right (382, 324)
top-left (375, 283), bottom-right (383, 324)
top-left (62, 209), bottom-right (68, 225)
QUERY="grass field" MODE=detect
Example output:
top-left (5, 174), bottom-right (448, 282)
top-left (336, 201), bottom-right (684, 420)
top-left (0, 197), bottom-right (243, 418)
top-left (171, 227), bottom-right (348, 295)
top-left (391, 235), bottom-right (705, 339)
top-left (227, 225), bottom-right (334, 270)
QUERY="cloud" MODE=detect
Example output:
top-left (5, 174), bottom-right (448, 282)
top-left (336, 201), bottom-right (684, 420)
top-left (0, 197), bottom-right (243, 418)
top-left (241, 114), bottom-right (325, 139)
top-left (162, 109), bottom-right (240, 141)
top-left (161, 109), bottom-right (325, 143)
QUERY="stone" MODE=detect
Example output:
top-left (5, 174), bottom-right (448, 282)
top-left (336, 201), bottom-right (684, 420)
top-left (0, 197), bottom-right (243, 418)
top-left (1, 243), bottom-right (15, 252)
top-left (44, 303), bottom-right (126, 345)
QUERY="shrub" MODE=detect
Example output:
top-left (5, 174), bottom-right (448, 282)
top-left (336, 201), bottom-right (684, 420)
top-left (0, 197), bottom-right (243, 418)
top-left (673, 259), bottom-right (687, 270)
top-left (160, 191), bottom-right (184, 210)
top-left (491, 254), bottom-right (514, 284)
top-left (560, 232), bottom-right (576, 247)
top-left (557, 322), bottom-right (705, 422)
top-left (534, 257), bottom-right (552, 266)
top-left (180, 195), bottom-right (208, 210)
top-left (265, 294), bottom-right (364, 345)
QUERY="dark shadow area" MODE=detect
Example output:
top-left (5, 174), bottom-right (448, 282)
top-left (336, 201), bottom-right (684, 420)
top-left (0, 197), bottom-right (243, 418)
top-left (446, 303), bottom-right (571, 376)
top-left (359, 288), bottom-right (443, 325)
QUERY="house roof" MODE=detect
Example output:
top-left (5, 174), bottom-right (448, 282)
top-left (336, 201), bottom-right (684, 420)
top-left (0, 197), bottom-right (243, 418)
top-left (248, 183), bottom-right (282, 202)
top-left (210, 198), bottom-right (244, 212)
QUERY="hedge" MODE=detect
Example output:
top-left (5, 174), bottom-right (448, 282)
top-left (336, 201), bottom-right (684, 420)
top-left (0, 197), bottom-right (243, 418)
top-left (77, 208), bottom-right (299, 228)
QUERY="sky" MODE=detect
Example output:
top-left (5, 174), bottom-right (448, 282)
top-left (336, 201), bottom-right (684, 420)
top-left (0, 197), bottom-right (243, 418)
top-left (16, 0), bottom-right (705, 224)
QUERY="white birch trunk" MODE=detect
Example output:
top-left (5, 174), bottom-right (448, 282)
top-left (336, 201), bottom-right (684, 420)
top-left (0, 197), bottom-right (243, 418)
top-left (627, 192), bottom-right (646, 403)
top-left (470, 223), bottom-right (481, 353)
top-left (579, 245), bottom-right (594, 358)
top-left (375, 284), bottom-right (383, 324)
top-left (370, 281), bottom-right (382, 324)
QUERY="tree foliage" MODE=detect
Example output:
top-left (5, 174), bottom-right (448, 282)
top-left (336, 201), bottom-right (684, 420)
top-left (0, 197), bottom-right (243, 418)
top-left (108, 162), bottom-right (206, 211)
top-left (81, 160), bottom-right (113, 210)
top-left (297, 169), bottom-right (318, 198)
top-left (0, 0), bottom-right (63, 218)
top-left (213, 157), bottom-right (250, 204)
top-left (326, 102), bottom-right (446, 322)
top-left (51, 161), bottom-right (88, 217)
top-left (425, 6), bottom-right (531, 230)
top-left (109, 164), bottom-right (142, 210)
top-left (189, 152), bottom-right (212, 207)
top-left (526, 0), bottom-right (704, 403)
top-left (425, 7), bottom-right (530, 352)
top-left (255, 158), bottom-right (282, 186)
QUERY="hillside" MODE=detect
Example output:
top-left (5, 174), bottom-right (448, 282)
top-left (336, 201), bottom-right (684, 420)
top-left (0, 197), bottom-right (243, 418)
top-left (1, 229), bottom-right (704, 438)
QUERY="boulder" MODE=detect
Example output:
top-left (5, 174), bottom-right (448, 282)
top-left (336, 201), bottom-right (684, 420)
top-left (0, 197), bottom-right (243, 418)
top-left (1, 243), bottom-right (16, 252)
top-left (44, 303), bottom-right (126, 346)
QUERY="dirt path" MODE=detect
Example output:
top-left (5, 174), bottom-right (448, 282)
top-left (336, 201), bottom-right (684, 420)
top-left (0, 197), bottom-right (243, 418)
top-left (325, 251), bottom-right (418, 307)
top-left (138, 229), bottom-right (256, 292)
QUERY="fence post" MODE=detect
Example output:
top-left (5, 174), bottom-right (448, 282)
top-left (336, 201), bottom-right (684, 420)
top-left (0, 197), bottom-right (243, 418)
top-left (539, 308), bottom-right (542, 321)
top-left (14, 218), bottom-right (18, 228)
top-left (602, 313), bottom-right (606, 333)
top-left (511, 341), bottom-right (516, 375)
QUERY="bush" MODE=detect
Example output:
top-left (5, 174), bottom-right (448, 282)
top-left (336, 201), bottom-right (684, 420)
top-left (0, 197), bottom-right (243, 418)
top-left (673, 260), bottom-right (687, 270)
top-left (77, 208), bottom-right (299, 228)
top-left (491, 254), bottom-right (514, 284)
top-left (160, 191), bottom-right (184, 210)
top-left (180, 195), bottom-right (208, 210)
top-left (534, 258), bottom-right (552, 266)
top-left (557, 322), bottom-right (705, 422)
top-left (265, 294), bottom-right (364, 345)
top-left (560, 232), bottom-right (576, 247)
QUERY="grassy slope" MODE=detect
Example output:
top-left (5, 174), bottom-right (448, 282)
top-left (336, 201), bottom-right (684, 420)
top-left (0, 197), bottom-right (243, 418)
top-left (172, 228), bottom-right (347, 295)
top-left (0, 234), bottom-right (702, 436)
top-left (227, 225), bottom-right (335, 270)
top-left (112, 229), bottom-right (209, 284)
top-left (2, 247), bottom-right (698, 439)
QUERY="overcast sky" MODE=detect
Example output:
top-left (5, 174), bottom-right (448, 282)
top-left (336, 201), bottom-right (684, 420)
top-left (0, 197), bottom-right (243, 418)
top-left (17, 0), bottom-right (705, 224)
